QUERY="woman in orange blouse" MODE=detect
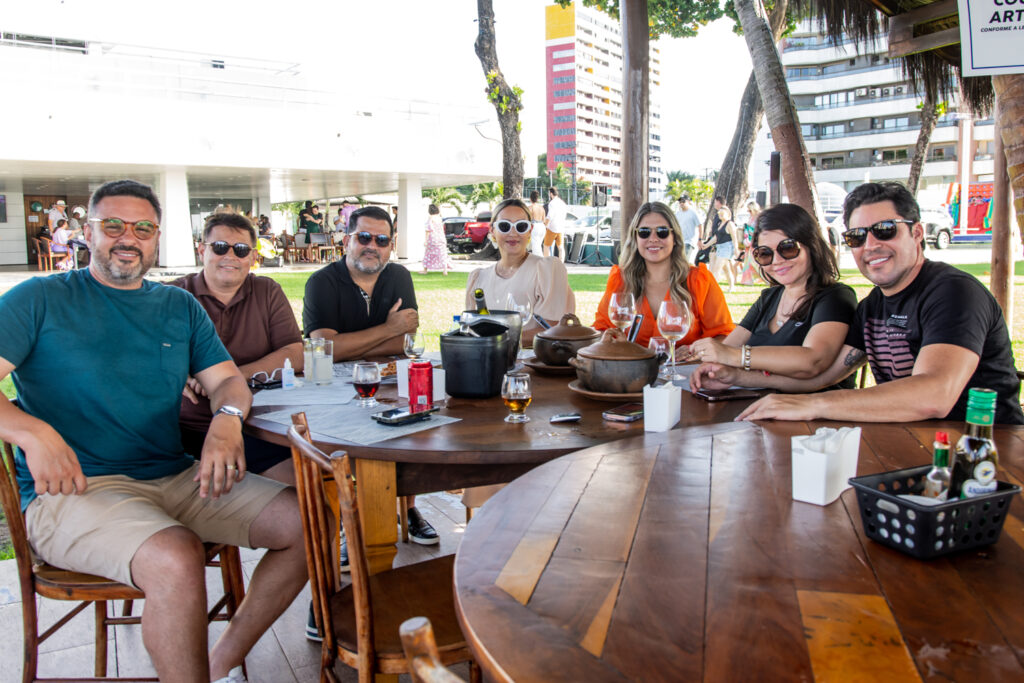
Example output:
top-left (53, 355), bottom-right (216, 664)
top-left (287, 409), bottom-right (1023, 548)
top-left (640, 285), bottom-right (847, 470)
top-left (594, 202), bottom-right (734, 349)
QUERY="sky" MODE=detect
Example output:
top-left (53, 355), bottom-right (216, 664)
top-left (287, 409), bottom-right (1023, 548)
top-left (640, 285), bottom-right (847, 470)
top-left (8, 0), bottom-right (756, 177)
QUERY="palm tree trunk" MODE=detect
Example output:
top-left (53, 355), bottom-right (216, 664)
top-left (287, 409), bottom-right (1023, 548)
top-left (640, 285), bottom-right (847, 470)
top-left (711, 0), bottom-right (789, 222)
top-left (907, 90), bottom-right (938, 196)
top-left (992, 74), bottom-right (1024, 243)
top-left (475, 0), bottom-right (524, 199)
top-left (734, 0), bottom-right (824, 230)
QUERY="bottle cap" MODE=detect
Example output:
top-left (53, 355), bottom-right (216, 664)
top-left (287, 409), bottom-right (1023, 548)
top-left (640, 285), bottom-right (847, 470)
top-left (284, 358), bottom-right (293, 369)
top-left (967, 387), bottom-right (997, 409)
top-left (935, 431), bottom-right (948, 445)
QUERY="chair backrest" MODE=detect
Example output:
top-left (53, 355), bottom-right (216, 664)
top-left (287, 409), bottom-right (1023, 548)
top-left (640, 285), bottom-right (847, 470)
top-left (287, 413), bottom-right (374, 665)
top-left (400, 617), bottom-right (463, 683)
top-left (0, 438), bottom-right (42, 610)
top-left (294, 233), bottom-right (308, 247)
top-left (309, 233), bottom-right (328, 246)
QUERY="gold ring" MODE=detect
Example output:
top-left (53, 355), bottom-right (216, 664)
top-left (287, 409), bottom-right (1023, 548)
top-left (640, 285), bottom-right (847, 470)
top-left (226, 464), bottom-right (236, 470)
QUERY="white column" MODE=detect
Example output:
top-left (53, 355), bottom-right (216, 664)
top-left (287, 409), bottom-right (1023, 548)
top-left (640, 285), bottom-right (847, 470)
top-left (158, 167), bottom-right (194, 268)
top-left (957, 116), bottom-right (973, 237)
top-left (397, 176), bottom-right (423, 262)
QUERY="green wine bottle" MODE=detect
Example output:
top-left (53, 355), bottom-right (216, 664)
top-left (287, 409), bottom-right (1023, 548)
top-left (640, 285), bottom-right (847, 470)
top-left (473, 288), bottom-right (490, 315)
top-left (948, 388), bottom-right (999, 499)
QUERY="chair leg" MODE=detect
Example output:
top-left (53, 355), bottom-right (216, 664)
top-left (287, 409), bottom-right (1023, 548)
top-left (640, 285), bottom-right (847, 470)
top-left (122, 599), bottom-right (134, 616)
top-left (399, 496), bottom-right (409, 543)
top-left (470, 660), bottom-right (482, 683)
top-left (218, 545), bottom-right (246, 618)
top-left (466, 507), bottom-right (474, 523)
top-left (22, 597), bottom-right (39, 683)
top-left (94, 600), bottom-right (108, 677)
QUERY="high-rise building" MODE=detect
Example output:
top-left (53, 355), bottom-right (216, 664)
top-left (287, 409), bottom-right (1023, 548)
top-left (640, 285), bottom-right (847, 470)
top-left (751, 21), bottom-right (995, 208)
top-left (544, 2), bottom-right (663, 205)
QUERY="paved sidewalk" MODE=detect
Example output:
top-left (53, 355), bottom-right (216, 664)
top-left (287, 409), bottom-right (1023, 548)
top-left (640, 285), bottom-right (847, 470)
top-left (0, 491), bottom-right (474, 682)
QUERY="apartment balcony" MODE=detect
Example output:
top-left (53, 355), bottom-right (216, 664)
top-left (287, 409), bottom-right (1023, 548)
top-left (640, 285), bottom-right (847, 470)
top-left (796, 96), bottom-right (922, 123)
top-left (787, 64), bottom-right (903, 95)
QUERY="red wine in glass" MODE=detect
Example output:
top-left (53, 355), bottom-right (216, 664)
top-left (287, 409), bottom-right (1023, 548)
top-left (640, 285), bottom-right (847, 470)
top-left (354, 382), bottom-right (380, 398)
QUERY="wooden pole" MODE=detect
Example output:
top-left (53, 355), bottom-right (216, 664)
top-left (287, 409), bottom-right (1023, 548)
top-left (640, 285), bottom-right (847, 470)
top-left (991, 97), bottom-right (1014, 333)
top-left (620, 0), bottom-right (649, 226)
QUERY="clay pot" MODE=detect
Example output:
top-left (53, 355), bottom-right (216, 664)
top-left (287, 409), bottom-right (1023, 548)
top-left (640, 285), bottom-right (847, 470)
top-left (532, 314), bottom-right (600, 366)
top-left (568, 330), bottom-right (660, 394)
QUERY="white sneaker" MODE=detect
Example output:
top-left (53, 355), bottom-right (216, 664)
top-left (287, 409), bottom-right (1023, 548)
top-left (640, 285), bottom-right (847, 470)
top-left (211, 665), bottom-right (246, 683)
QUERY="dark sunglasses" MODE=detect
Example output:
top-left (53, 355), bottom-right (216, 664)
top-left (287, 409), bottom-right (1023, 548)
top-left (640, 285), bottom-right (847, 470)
top-left (842, 219), bottom-right (914, 248)
top-left (494, 219), bottom-right (531, 234)
top-left (752, 238), bottom-right (801, 266)
top-left (206, 241), bottom-right (253, 257)
top-left (636, 225), bottom-right (672, 240)
top-left (354, 231), bottom-right (391, 247)
top-left (89, 217), bottom-right (159, 240)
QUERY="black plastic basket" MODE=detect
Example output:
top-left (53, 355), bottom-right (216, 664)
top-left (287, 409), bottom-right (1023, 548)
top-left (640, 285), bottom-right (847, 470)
top-left (849, 465), bottom-right (1020, 560)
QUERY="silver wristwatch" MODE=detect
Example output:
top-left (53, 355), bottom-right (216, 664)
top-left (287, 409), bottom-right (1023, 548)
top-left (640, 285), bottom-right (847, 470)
top-left (214, 405), bottom-right (245, 427)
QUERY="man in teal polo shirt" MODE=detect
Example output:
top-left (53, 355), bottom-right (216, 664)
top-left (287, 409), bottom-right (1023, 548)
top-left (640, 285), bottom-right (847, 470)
top-left (0, 180), bottom-right (307, 683)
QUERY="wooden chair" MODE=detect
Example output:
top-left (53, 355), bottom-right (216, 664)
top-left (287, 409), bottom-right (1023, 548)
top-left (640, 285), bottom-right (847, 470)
top-left (309, 233), bottom-right (334, 263)
top-left (287, 413), bottom-right (479, 683)
top-left (0, 439), bottom-right (246, 682)
top-left (38, 237), bottom-right (73, 272)
top-left (400, 617), bottom-right (464, 683)
top-left (280, 233), bottom-right (300, 264)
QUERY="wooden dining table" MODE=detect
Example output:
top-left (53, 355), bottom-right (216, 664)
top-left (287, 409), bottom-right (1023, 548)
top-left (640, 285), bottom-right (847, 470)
top-left (453, 419), bottom-right (1024, 682)
top-left (246, 369), bottom-right (750, 574)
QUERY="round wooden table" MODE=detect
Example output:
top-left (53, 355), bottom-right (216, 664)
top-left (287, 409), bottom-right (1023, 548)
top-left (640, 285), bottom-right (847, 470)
top-left (453, 420), bottom-right (1024, 682)
top-left (247, 370), bottom-right (752, 573)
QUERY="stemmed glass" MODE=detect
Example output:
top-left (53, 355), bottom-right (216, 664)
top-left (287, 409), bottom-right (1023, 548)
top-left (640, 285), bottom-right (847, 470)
top-left (505, 293), bottom-right (533, 342)
top-left (648, 336), bottom-right (670, 378)
top-left (501, 372), bottom-right (532, 423)
top-left (352, 361), bottom-right (381, 408)
top-left (608, 292), bottom-right (635, 333)
top-left (403, 332), bottom-right (425, 359)
top-left (657, 300), bottom-right (692, 381)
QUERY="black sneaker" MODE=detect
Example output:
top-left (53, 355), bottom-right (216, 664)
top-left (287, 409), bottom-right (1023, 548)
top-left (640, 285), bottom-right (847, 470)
top-left (340, 537), bottom-right (349, 573)
top-left (305, 602), bottom-right (323, 643)
top-left (406, 507), bottom-right (439, 545)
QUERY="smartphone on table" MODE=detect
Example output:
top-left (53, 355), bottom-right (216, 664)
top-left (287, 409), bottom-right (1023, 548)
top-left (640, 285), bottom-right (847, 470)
top-left (692, 388), bottom-right (763, 402)
top-left (372, 404), bottom-right (441, 426)
top-left (602, 403), bottom-right (644, 422)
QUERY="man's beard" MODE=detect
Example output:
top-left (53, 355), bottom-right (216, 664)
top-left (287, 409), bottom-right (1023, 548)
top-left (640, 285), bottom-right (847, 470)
top-left (350, 251), bottom-right (385, 275)
top-left (92, 243), bottom-right (156, 284)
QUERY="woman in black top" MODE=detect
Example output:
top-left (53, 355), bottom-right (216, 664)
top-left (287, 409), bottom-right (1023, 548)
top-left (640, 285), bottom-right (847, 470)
top-left (690, 203), bottom-right (857, 390)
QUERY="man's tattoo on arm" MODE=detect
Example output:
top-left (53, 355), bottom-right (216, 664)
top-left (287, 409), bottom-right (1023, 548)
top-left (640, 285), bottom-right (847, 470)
top-left (843, 348), bottom-right (866, 367)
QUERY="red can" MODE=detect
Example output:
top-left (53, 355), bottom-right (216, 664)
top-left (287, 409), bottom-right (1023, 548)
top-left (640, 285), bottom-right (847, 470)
top-left (408, 360), bottom-right (433, 412)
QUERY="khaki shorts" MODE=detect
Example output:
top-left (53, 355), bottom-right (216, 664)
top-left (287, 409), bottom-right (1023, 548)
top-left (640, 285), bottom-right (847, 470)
top-left (543, 229), bottom-right (564, 247)
top-left (25, 463), bottom-right (287, 588)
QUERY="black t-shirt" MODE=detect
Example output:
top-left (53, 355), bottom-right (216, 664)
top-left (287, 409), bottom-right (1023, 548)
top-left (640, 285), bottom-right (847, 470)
top-left (741, 283), bottom-right (858, 389)
top-left (302, 261), bottom-right (417, 337)
top-left (846, 260), bottom-right (1023, 424)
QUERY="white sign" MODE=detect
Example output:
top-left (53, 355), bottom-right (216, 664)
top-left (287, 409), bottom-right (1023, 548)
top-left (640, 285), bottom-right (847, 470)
top-left (958, 0), bottom-right (1024, 76)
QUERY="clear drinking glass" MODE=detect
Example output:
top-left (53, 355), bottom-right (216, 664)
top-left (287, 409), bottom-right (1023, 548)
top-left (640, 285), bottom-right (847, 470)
top-left (501, 372), bottom-right (532, 423)
top-left (312, 338), bottom-right (334, 386)
top-left (608, 292), bottom-right (635, 332)
top-left (352, 361), bottom-right (381, 408)
top-left (648, 336), bottom-right (670, 377)
top-left (657, 300), bottom-right (692, 381)
top-left (505, 293), bottom-right (533, 352)
top-left (403, 332), bottom-right (425, 359)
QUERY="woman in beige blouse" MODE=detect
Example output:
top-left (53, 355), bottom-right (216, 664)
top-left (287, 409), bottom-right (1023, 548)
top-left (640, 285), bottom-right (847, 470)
top-left (464, 197), bottom-right (575, 347)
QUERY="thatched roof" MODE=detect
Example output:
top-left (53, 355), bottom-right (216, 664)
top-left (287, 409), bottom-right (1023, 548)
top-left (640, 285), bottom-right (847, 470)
top-left (797, 0), bottom-right (993, 113)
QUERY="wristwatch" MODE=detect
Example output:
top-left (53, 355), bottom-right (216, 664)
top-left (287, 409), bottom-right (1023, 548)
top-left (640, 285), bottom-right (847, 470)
top-left (214, 405), bottom-right (245, 427)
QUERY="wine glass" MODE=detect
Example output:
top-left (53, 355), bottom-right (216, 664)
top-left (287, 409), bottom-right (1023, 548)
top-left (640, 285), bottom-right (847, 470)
top-left (501, 372), bottom-right (532, 423)
top-left (657, 300), bottom-right (692, 381)
top-left (608, 292), bottom-right (635, 333)
top-left (403, 332), bottom-right (425, 359)
top-left (352, 361), bottom-right (381, 408)
top-left (505, 293), bottom-right (533, 356)
top-left (648, 336), bottom-right (670, 378)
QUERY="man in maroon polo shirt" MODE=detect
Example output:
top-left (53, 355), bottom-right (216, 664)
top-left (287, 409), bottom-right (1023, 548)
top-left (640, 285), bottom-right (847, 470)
top-left (171, 212), bottom-right (303, 484)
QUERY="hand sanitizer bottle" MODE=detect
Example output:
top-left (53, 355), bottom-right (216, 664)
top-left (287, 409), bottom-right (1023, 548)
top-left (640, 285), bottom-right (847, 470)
top-left (281, 358), bottom-right (296, 390)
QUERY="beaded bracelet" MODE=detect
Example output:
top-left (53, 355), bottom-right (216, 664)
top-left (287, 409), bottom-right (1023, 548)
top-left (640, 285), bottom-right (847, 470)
top-left (741, 345), bottom-right (752, 371)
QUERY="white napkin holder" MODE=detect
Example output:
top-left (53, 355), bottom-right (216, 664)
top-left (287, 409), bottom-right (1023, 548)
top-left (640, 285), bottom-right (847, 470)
top-left (396, 360), bottom-right (411, 397)
top-left (432, 369), bottom-right (446, 401)
top-left (791, 426), bottom-right (862, 506)
top-left (643, 383), bottom-right (681, 432)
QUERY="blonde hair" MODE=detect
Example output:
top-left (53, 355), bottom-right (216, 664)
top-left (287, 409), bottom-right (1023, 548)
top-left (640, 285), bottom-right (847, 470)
top-left (619, 202), bottom-right (692, 309)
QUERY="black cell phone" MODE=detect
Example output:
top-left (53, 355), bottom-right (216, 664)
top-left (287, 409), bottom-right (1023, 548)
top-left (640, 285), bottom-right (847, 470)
top-left (693, 388), bottom-right (763, 402)
top-left (602, 402), bottom-right (644, 422)
top-left (371, 404), bottom-right (440, 425)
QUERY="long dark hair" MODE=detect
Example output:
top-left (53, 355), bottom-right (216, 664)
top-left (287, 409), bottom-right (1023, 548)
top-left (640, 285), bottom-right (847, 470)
top-left (752, 203), bottom-right (839, 322)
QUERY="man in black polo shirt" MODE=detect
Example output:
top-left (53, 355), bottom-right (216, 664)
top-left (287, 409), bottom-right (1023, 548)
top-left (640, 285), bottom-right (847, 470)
top-left (303, 205), bottom-right (418, 358)
top-left (301, 205), bottom-right (438, 550)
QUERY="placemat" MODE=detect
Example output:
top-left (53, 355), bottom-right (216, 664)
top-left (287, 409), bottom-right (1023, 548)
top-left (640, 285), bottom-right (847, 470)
top-left (257, 402), bottom-right (461, 446)
top-left (252, 380), bottom-right (356, 407)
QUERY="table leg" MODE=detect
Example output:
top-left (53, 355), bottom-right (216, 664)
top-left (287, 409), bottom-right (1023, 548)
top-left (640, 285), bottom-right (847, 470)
top-left (354, 458), bottom-right (398, 575)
